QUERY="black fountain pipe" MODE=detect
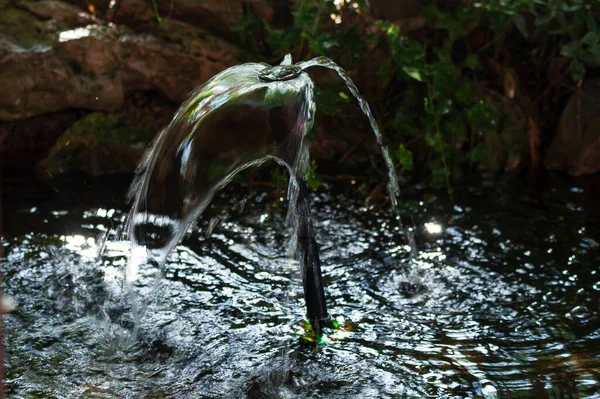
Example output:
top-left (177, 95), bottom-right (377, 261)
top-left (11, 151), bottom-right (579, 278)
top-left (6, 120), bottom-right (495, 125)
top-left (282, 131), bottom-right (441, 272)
top-left (268, 102), bottom-right (328, 329)
top-left (296, 180), bottom-right (329, 329)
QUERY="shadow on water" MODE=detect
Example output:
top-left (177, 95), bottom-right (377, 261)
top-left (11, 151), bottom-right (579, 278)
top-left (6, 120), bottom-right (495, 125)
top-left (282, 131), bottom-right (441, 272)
top-left (1, 173), bottom-right (600, 398)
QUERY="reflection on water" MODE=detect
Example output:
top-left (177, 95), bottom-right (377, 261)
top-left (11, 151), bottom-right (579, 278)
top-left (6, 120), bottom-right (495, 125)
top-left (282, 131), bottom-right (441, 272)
top-left (1, 177), bottom-right (599, 398)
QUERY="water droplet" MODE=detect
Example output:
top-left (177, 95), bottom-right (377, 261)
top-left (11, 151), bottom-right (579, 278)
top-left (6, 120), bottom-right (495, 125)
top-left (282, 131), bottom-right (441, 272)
top-left (567, 305), bottom-right (590, 322)
top-left (424, 222), bottom-right (442, 234)
top-left (204, 217), bottom-right (221, 238)
top-left (481, 383), bottom-right (498, 398)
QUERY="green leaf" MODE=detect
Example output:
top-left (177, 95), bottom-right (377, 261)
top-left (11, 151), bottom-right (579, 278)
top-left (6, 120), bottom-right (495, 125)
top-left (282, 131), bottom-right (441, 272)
top-left (580, 46), bottom-right (600, 66)
top-left (470, 143), bottom-right (490, 164)
top-left (513, 13), bottom-right (529, 38)
top-left (270, 168), bottom-right (286, 188)
top-left (561, 3), bottom-right (584, 13)
top-left (428, 159), bottom-right (448, 190)
top-left (589, 46), bottom-right (600, 66)
top-left (467, 101), bottom-right (493, 130)
top-left (527, 0), bottom-right (538, 15)
top-left (232, 14), bottom-right (259, 33)
top-left (395, 40), bottom-right (426, 81)
top-left (587, 12), bottom-right (598, 33)
top-left (569, 59), bottom-right (586, 81)
top-left (425, 132), bottom-right (444, 153)
top-left (306, 160), bottom-right (322, 190)
top-left (454, 84), bottom-right (473, 105)
top-left (443, 118), bottom-right (466, 141)
top-left (394, 144), bottom-right (414, 172)
top-left (401, 66), bottom-right (426, 82)
top-left (314, 86), bottom-right (344, 116)
top-left (560, 42), bottom-right (580, 58)
top-left (464, 53), bottom-right (480, 69)
top-left (556, 10), bottom-right (568, 30)
top-left (582, 32), bottom-right (599, 45)
top-left (534, 13), bottom-right (553, 27)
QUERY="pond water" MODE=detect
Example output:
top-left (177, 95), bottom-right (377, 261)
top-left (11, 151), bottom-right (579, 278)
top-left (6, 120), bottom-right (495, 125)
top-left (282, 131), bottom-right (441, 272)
top-left (1, 174), bottom-right (599, 398)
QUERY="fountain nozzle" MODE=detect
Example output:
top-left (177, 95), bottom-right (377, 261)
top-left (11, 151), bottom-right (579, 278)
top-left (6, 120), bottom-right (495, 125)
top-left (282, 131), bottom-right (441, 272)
top-left (258, 65), bottom-right (302, 82)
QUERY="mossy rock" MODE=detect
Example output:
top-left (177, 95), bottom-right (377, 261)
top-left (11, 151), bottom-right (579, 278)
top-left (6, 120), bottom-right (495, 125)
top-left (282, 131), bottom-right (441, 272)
top-left (68, 112), bottom-right (155, 144)
top-left (0, 5), bottom-right (55, 51)
top-left (39, 112), bottom-right (155, 177)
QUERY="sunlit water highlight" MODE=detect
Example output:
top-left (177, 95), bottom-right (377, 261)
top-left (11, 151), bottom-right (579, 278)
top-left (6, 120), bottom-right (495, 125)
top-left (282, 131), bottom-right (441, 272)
top-left (2, 178), bottom-right (599, 398)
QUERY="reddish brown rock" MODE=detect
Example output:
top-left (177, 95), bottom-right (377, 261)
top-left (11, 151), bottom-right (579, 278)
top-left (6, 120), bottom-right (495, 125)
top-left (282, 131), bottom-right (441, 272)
top-left (61, 0), bottom-right (273, 34)
top-left (0, 110), bottom-right (83, 170)
top-left (544, 79), bottom-right (600, 176)
top-left (369, 0), bottom-right (425, 32)
top-left (0, 1), bottom-right (242, 120)
top-left (38, 112), bottom-right (153, 177)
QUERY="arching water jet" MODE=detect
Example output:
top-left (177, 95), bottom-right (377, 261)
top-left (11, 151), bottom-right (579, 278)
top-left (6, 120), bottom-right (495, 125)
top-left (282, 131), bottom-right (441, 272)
top-left (125, 55), bottom-right (401, 329)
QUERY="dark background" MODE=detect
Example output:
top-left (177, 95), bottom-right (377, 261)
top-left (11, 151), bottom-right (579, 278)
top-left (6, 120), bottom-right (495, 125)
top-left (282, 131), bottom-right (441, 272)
top-left (0, 0), bottom-right (599, 193)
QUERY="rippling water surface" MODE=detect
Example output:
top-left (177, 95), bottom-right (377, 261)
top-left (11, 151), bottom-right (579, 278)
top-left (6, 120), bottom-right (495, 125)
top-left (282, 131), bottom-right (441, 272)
top-left (2, 175), bottom-right (599, 398)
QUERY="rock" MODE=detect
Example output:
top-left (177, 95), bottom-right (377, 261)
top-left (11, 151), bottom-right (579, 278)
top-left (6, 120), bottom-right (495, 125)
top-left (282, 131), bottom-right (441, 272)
top-left (369, 0), bottom-right (426, 33)
top-left (103, 0), bottom-right (155, 24)
top-left (23, 1), bottom-right (95, 25)
top-left (38, 112), bottom-right (152, 176)
top-left (0, 110), bottom-right (83, 170)
top-left (1, 89), bottom-right (175, 173)
top-left (0, 6), bottom-right (56, 55)
top-left (544, 79), bottom-right (600, 176)
top-left (153, 0), bottom-right (273, 34)
top-left (61, 0), bottom-right (274, 34)
top-left (370, 0), bottom-right (423, 21)
top-left (0, 22), bottom-right (126, 119)
top-left (118, 90), bottom-right (177, 135)
top-left (480, 89), bottom-right (529, 172)
top-left (0, 1), bottom-right (241, 120)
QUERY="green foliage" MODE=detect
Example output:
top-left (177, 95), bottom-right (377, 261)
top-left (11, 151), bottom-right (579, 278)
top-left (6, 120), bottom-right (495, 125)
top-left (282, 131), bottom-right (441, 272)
top-left (385, 0), bottom-right (596, 191)
top-left (66, 112), bottom-right (152, 144)
top-left (270, 167), bottom-right (287, 190)
top-left (394, 144), bottom-right (413, 172)
top-left (378, 16), bottom-right (495, 193)
top-left (306, 160), bottom-right (322, 190)
top-left (245, 0), bottom-right (599, 192)
top-left (476, 0), bottom-right (600, 80)
top-left (263, 0), bottom-right (368, 62)
top-left (151, 0), bottom-right (163, 24)
top-left (267, 160), bottom-right (321, 192)
top-left (313, 85), bottom-right (349, 117)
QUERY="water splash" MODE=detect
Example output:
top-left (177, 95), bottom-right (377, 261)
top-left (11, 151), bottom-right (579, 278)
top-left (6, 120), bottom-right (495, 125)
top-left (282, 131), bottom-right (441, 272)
top-left (124, 55), bottom-right (410, 324)
top-left (125, 61), bottom-right (313, 277)
top-left (4, 176), bottom-right (600, 397)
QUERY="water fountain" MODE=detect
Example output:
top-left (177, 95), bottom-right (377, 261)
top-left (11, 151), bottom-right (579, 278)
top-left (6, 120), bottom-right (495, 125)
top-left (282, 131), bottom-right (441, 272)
top-left (125, 54), bottom-right (400, 329)
top-left (5, 54), bottom-right (599, 398)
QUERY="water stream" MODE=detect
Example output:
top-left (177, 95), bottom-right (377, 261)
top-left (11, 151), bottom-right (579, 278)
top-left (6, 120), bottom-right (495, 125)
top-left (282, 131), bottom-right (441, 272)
top-left (2, 175), bottom-right (599, 398)
top-left (124, 55), bottom-right (404, 325)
